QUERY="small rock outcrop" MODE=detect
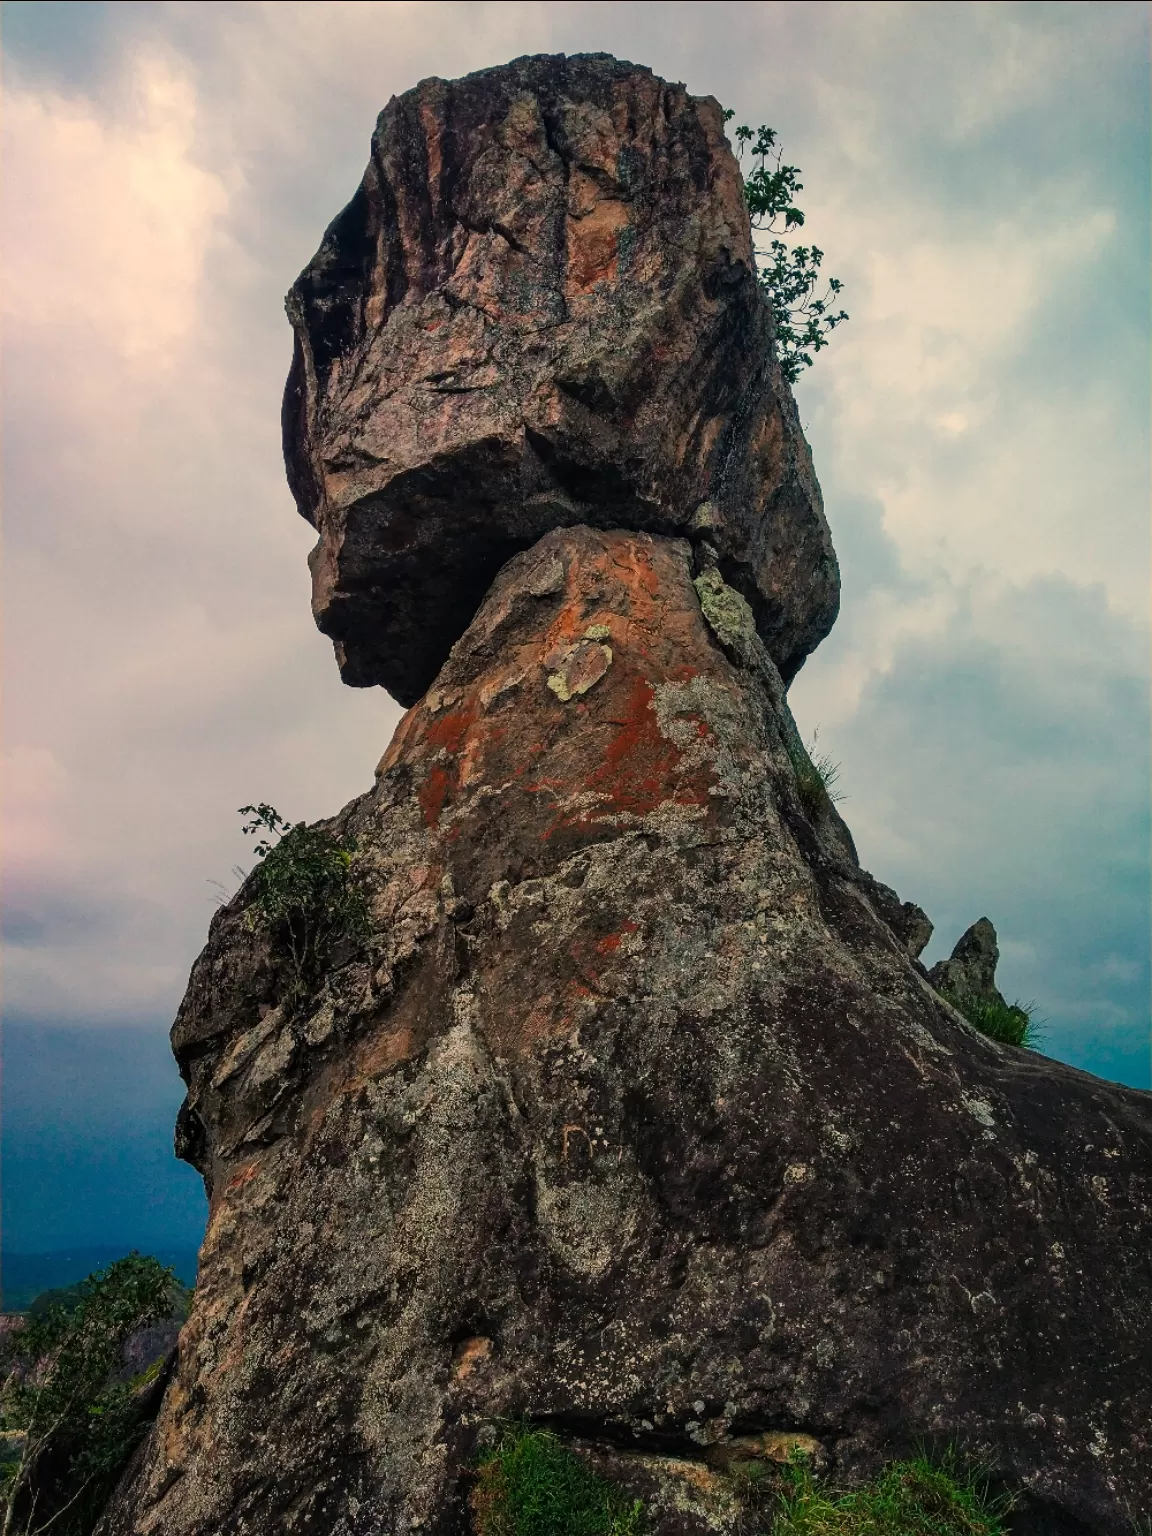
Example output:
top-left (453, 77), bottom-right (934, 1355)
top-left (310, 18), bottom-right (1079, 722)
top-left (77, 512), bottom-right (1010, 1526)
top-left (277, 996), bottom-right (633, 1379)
top-left (283, 52), bottom-right (836, 705)
top-left (929, 917), bottom-right (1008, 1010)
top-left (101, 53), bottom-right (1152, 1536)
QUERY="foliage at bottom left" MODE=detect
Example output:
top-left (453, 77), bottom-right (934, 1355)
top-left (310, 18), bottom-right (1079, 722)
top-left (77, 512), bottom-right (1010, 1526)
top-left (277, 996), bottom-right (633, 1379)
top-left (0, 1253), bottom-right (183, 1536)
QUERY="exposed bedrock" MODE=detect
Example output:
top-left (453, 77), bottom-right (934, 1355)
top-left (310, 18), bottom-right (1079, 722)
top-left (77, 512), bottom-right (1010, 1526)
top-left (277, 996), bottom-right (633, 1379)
top-left (283, 53), bottom-right (837, 705)
top-left (103, 528), bottom-right (1151, 1536)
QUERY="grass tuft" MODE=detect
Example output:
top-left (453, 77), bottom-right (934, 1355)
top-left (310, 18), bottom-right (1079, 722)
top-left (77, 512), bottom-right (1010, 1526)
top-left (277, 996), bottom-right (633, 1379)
top-left (791, 730), bottom-right (844, 821)
top-left (769, 1450), bottom-right (1013, 1535)
top-left (943, 993), bottom-right (1043, 1051)
top-left (472, 1425), bottom-right (643, 1536)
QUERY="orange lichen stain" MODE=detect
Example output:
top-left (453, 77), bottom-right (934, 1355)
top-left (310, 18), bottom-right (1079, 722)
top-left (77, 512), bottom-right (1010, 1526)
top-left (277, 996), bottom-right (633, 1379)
top-left (566, 199), bottom-right (629, 295)
top-left (535, 539), bottom-right (664, 675)
top-left (621, 540), bottom-right (662, 601)
top-left (326, 1019), bottom-right (420, 1107)
top-left (568, 931), bottom-right (627, 993)
top-left (379, 697), bottom-right (477, 785)
top-left (459, 718), bottom-right (500, 789)
top-left (451, 1335), bottom-right (492, 1380)
top-left (423, 704), bottom-right (477, 756)
top-left (483, 973), bottom-right (599, 1060)
top-left (418, 764), bottom-right (453, 828)
top-left (522, 774), bottom-right (570, 795)
top-left (533, 659), bottom-right (716, 842)
top-left (595, 920), bottom-right (639, 956)
top-left (223, 1161), bottom-right (260, 1194)
top-left (376, 702), bottom-right (424, 779)
top-left (519, 997), bottom-right (557, 1039)
top-left (539, 606), bottom-right (586, 663)
top-left (584, 673), bottom-right (708, 819)
top-left (412, 702), bottom-right (481, 827)
top-left (356, 1024), bottom-right (416, 1080)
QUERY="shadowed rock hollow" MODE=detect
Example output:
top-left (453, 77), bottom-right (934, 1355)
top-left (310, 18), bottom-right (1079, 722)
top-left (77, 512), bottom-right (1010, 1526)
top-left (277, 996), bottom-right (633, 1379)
top-left (283, 51), bottom-right (837, 706)
top-left (101, 53), bottom-right (1151, 1536)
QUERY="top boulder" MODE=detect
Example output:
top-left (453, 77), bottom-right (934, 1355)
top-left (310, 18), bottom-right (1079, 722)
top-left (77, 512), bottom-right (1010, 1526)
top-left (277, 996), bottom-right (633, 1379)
top-left (283, 53), bottom-right (839, 705)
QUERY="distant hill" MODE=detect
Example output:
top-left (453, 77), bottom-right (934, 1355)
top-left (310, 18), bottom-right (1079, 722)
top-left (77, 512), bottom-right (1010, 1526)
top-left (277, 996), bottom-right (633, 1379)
top-left (1, 1245), bottom-right (199, 1313)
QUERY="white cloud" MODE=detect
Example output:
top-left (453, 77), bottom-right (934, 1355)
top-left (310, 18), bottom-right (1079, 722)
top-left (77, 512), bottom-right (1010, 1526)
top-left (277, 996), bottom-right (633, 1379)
top-left (2, 52), bottom-right (229, 366)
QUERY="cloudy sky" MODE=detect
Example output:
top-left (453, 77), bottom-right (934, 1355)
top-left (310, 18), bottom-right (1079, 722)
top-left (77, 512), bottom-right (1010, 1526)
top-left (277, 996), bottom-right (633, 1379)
top-left (2, 1), bottom-right (1148, 1259)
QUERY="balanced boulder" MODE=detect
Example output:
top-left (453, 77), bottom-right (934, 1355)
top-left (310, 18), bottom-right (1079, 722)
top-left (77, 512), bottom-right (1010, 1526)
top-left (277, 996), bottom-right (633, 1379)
top-left (283, 53), bottom-right (837, 705)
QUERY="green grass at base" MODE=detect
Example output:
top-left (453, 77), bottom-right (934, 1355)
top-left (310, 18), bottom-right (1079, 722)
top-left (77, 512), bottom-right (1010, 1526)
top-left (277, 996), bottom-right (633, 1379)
top-left (770, 1452), bottom-right (1012, 1536)
top-left (472, 1431), bottom-right (1015, 1536)
top-left (473, 1427), bottom-right (643, 1536)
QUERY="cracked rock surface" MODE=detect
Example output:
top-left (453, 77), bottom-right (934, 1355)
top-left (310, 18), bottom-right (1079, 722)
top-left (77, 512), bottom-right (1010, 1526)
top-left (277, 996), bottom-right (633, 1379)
top-left (283, 53), bottom-right (837, 705)
top-left (100, 528), bottom-right (1151, 1536)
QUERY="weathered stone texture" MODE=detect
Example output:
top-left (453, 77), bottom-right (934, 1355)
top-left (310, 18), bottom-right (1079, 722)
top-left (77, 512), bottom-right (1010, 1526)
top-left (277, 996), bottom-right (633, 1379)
top-left (283, 53), bottom-right (837, 705)
top-left (101, 529), bottom-right (1152, 1536)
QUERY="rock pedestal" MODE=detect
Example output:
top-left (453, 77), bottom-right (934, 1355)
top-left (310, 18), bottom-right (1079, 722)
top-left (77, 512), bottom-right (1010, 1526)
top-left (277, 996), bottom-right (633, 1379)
top-left (101, 526), bottom-right (1152, 1536)
top-left (100, 53), bottom-right (1151, 1536)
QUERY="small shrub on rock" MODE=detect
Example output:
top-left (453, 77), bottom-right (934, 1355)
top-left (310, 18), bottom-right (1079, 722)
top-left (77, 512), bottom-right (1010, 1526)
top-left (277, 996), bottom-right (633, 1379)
top-left (727, 116), bottom-right (849, 382)
top-left (239, 803), bottom-right (368, 997)
top-left (472, 1425), bottom-right (643, 1536)
top-left (0, 1254), bottom-right (180, 1536)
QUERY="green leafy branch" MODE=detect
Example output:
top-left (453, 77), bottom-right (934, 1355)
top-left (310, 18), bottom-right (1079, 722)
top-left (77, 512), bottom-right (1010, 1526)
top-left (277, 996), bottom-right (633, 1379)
top-left (0, 1255), bottom-right (179, 1536)
top-left (726, 115), bottom-right (849, 383)
top-left (239, 803), bottom-right (368, 998)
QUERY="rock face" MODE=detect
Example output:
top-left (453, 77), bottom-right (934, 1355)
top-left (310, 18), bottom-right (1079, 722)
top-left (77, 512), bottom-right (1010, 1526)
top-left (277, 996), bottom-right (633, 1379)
top-left (101, 528), bottom-right (1152, 1536)
top-left (283, 53), bottom-right (836, 706)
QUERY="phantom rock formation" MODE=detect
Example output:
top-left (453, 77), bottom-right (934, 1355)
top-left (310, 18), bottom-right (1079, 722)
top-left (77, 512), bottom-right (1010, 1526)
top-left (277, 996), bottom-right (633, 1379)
top-left (283, 52), bottom-right (836, 705)
top-left (102, 53), bottom-right (1151, 1536)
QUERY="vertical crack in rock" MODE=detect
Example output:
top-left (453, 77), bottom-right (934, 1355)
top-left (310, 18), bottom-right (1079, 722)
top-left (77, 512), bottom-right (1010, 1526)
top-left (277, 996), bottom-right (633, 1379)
top-left (100, 52), bottom-right (1152, 1536)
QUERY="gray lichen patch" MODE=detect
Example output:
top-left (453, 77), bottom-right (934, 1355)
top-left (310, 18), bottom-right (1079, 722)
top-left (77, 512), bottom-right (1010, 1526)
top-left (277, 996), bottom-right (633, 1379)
top-left (693, 568), bottom-right (763, 671)
top-left (544, 637), bottom-right (613, 700)
top-left (526, 553), bottom-right (566, 597)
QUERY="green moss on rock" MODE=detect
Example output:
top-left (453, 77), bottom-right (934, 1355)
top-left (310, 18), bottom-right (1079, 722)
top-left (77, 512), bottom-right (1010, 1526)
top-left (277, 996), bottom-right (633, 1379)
top-left (473, 1427), bottom-right (644, 1536)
